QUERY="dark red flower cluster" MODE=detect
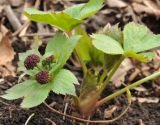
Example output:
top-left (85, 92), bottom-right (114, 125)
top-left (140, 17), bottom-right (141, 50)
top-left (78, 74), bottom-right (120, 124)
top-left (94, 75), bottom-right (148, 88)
top-left (42, 55), bottom-right (54, 66)
top-left (35, 70), bottom-right (49, 84)
top-left (24, 54), bottom-right (40, 69)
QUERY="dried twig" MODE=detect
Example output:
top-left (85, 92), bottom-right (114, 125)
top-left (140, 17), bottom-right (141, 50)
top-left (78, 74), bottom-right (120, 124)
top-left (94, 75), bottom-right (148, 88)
top-left (63, 102), bottom-right (68, 120)
top-left (13, 0), bottom-right (41, 37)
top-left (4, 5), bottom-right (22, 31)
top-left (45, 118), bottom-right (56, 125)
top-left (20, 33), bottom-right (54, 37)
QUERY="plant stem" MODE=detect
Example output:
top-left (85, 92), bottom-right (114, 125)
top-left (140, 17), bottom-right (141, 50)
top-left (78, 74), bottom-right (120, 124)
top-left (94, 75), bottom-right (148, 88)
top-left (99, 56), bottom-right (125, 93)
top-left (96, 71), bottom-right (160, 107)
top-left (98, 69), bottom-right (108, 84)
top-left (66, 31), bottom-right (87, 76)
top-left (74, 50), bottom-right (87, 76)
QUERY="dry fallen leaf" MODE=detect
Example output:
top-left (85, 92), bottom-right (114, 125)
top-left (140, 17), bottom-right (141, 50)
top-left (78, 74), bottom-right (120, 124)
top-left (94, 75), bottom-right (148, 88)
top-left (8, 0), bottom-right (23, 7)
top-left (104, 105), bottom-right (117, 119)
top-left (0, 24), bottom-right (15, 65)
top-left (0, 35), bottom-right (14, 65)
top-left (143, 0), bottom-right (160, 16)
top-left (106, 0), bottom-right (128, 8)
top-left (111, 59), bottom-right (133, 87)
top-left (131, 0), bottom-right (143, 3)
top-left (0, 23), bottom-right (15, 76)
top-left (132, 97), bottom-right (159, 104)
top-left (139, 119), bottom-right (145, 125)
top-left (132, 1), bottom-right (160, 16)
top-left (0, 62), bottom-right (16, 77)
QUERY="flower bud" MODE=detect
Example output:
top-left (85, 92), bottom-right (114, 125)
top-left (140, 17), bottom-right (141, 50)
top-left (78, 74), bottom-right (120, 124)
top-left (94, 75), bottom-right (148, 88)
top-left (24, 54), bottom-right (40, 70)
top-left (42, 55), bottom-right (54, 66)
top-left (35, 70), bottom-right (49, 84)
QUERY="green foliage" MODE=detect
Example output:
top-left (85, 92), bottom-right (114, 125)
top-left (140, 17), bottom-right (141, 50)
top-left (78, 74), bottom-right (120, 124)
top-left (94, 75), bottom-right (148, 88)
top-left (51, 69), bottom-right (79, 96)
top-left (2, 33), bottom-right (80, 108)
top-left (24, 8), bottom-right (82, 32)
top-left (21, 84), bottom-right (50, 108)
top-left (92, 22), bottom-right (160, 62)
top-left (141, 52), bottom-right (155, 61)
top-left (64, 0), bottom-right (103, 20)
top-left (46, 33), bottom-right (81, 74)
top-left (124, 51), bottom-right (148, 62)
top-left (1, 80), bottom-right (38, 100)
top-left (123, 22), bottom-right (160, 52)
top-left (101, 24), bottom-right (123, 43)
top-left (24, 0), bottom-right (104, 32)
top-left (75, 29), bottom-right (104, 65)
top-left (92, 34), bottom-right (124, 55)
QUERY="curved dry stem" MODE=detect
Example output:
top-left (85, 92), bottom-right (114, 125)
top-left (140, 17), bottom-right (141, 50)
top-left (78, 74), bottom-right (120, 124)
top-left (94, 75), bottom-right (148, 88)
top-left (44, 99), bottom-right (131, 124)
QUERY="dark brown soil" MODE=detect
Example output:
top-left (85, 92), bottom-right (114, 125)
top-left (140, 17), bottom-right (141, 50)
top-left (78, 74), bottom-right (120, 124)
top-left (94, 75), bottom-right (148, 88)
top-left (0, 76), bottom-right (160, 125)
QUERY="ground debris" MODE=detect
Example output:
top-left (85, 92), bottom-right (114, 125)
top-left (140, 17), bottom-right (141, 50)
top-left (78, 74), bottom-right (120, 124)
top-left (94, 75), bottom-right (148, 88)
top-left (132, 97), bottom-right (159, 104)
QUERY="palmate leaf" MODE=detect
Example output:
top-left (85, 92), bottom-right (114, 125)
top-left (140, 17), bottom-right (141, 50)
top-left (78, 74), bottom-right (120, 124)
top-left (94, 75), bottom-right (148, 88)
top-left (51, 69), bottom-right (79, 96)
top-left (91, 34), bottom-right (124, 55)
top-left (123, 22), bottom-right (160, 53)
top-left (24, 8), bottom-right (82, 32)
top-left (64, 0), bottom-right (104, 20)
top-left (46, 33), bottom-right (66, 55)
top-left (1, 80), bottom-right (38, 100)
top-left (1, 79), bottom-right (50, 108)
top-left (46, 33), bottom-right (81, 74)
top-left (21, 85), bottom-right (50, 108)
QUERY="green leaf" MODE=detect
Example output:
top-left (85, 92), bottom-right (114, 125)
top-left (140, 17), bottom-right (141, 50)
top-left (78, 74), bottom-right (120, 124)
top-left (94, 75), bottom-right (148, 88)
top-left (141, 52), bottom-right (155, 61)
top-left (124, 51), bottom-right (148, 62)
top-left (64, 0), bottom-right (104, 20)
top-left (24, 8), bottom-right (82, 32)
top-left (21, 85), bottom-right (49, 108)
top-left (1, 80), bottom-right (38, 100)
top-left (75, 29), bottom-right (104, 65)
top-left (46, 33), bottom-right (67, 54)
top-left (126, 89), bottom-right (132, 102)
top-left (59, 35), bottom-right (81, 66)
top-left (47, 33), bottom-right (81, 73)
top-left (75, 29), bottom-right (92, 62)
top-left (92, 34), bottom-right (124, 55)
top-left (125, 51), bottom-right (155, 62)
top-left (123, 22), bottom-right (160, 53)
top-left (51, 69), bottom-right (79, 96)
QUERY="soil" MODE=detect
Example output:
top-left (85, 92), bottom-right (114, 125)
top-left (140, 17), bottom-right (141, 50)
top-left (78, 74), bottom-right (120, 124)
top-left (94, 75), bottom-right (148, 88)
top-left (0, 1), bottom-right (160, 125)
top-left (0, 77), bottom-right (160, 125)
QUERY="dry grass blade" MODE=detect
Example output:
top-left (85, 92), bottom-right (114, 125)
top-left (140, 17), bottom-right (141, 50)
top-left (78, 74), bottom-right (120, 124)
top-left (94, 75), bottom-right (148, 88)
top-left (24, 113), bottom-right (35, 125)
top-left (106, 0), bottom-right (128, 8)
